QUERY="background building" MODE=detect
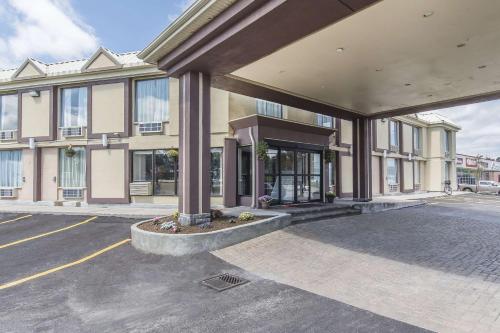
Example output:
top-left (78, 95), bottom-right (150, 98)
top-left (456, 154), bottom-right (500, 184)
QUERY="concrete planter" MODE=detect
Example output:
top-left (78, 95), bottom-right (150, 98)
top-left (131, 213), bottom-right (291, 256)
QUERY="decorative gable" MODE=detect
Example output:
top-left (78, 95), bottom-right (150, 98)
top-left (81, 47), bottom-right (123, 72)
top-left (12, 58), bottom-right (47, 80)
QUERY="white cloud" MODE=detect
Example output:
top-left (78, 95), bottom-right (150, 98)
top-left (0, 0), bottom-right (99, 69)
top-left (436, 100), bottom-right (500, 159)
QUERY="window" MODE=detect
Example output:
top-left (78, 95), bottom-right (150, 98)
top-left (60, 87), bottom-right (87, 128)
top-left (328, 156), bottom-right (336, 193)
top-left (413, 127), bottom-right (421, 153)
top-left (264, 148), bottom-right (279, 201)
top-left (389, 121), bottom-right (399, 150)
top-left (59, 147), bottom-right (86, 188)
top-left (316, 114), bottom-right (334, 128)
top-left (444, 130), bottom-right (451, 154)
top-left (444, 161), bottom-right (451, 182)
top-left (0, 94), bottom-right (18, 131)
top-left (0, 150), bottom-right (22, 187)
top-left (256, 99), bottom-right (283, 118)
top-left (387, 158), bottom-right (399, 188)
top-left (135, 78), bottom-right (169, 123)
top-left (132, 150), bottom-right (177, 195)
top-left (238, 146), bottom-right (252, 196)
top-left (211, 148), bottom-right (223, 196)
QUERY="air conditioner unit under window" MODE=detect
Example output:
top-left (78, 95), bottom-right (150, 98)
top-left (62, 127), bottom-right (84, 137)
top-left (0, 188), bottom-right (17, 198)
top-left (130, 182), bottom-right (152, 196)
top-left (138, 122), bottom-right (162, 134)
top-left (62, 188), bottom-right (83, 199)
top-left (0, 130), bottom-right (17, 141)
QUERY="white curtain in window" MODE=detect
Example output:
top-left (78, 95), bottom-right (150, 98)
top-left (135, 78), bottom-right (169, 123)
top-left (387, 158), bottom-right (398, 185)
top-left (59, 148), bottom-right (86, 188)
top-left (61, 87), bottom-right (87, 128)
top-left (0, 94), bottom-right (18, 131)
top-left (0, 150), bottom-right (22, 187)
top-left (256, 99), bottom-right (282, 118)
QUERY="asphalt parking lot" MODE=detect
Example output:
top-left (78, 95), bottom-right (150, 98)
top-left (0, 213), bottom-right (423, 333)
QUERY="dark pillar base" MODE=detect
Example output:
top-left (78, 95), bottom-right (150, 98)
top-left (352, 117), bottom-right (373, 202)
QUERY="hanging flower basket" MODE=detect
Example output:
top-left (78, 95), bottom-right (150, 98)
top-left (324, 149), bottom-right (335, 163)
top-left (64, 145), bottom-right (76, 158)
top-left (166, 149), bottom-right (179, 159)
top-left (256, 141), bottom-right (269, 161)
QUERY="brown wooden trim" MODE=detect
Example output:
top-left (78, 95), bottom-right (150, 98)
top-left (86, 143), bottom-right (130, 204)
top-left (379, 155), bottom-right (385, 195)
top-left (33, 148), bottom-right (42, 201)
top-left (213, 75), bottom-right (357, 121)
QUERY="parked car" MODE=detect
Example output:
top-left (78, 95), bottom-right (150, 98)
top-left (459, 181), bottom-right (500, 194)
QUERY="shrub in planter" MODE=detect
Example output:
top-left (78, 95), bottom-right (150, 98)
top-left (238, 212), bottom-right (255, 221)
top-left (325, 191), bottom-right (336, 203)
top-left (172, 211), bottom-right (180, 220)
top-left (256, 141), bottom-right (269, 161)
top-left (258, 195), bottom-right (273, 209)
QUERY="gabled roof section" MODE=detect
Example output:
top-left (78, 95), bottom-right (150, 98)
top-left (11, 58), bottom-right (47, 80)
top-left (81, 47), bottom-right (123, 72)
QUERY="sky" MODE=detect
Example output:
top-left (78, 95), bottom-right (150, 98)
top-left (0, 0), bottom-right (498, 159)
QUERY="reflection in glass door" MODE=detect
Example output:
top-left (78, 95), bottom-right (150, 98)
top-left (280, 149), bottom-right (295, 203)
top-left (296, 152), bottom-right (310, 202)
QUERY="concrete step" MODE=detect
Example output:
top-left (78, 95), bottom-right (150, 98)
top-left (290, 207), bottom-right (360, 224)
top-left (282, 204), bottom-right (350, 216)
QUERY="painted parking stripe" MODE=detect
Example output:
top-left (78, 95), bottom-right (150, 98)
top-left (0, 216), bottom-right (97, 250)
top-left (0, 215), bottom-right (32, 226)
top-left (0, 238), bottom-right (130, 290)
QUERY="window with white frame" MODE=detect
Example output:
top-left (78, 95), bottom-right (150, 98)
top-left (256, 99), bottom-right (283, 118)
top-left (389, 120), bottom-right (399, 150)
top-left (59, 147), bottom-right (86, 188)
top-left (135, 78), bottom-right (169, 123)
top-left (387, 158), bottom-right (399, 192)
top-left (211, 148), bottom-right (223, 196)
top-left (0, 150), bottom-right (22, 188)
top-left (0, 94), bottom-right (18, 131)
top-left (413, 127), bottom-right (422, 154)
top-left (60, 87), bottom-right (87, 128)
top-left (316, 114), bottom-right (334, 128)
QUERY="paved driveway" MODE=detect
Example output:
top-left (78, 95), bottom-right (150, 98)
top-left (215, 194), bottom-right (500, 333)
top-left (0, 213), bottom-right (423, 332)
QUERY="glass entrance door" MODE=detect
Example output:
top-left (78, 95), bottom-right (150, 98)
top-left (264, 146), bottom-right (323, 204)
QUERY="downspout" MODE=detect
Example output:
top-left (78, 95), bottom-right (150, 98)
top-left (249, 127), bottom-right (256, 208)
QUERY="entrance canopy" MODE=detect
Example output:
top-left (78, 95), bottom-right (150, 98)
top-left (139, 0), bottom-right (500, 120)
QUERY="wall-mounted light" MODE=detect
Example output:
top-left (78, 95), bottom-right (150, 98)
top-left (29, 90), bottom-right (40, 97)
top-left (29, 137), bottom-right (36, 150)
top-left (101, 134), bottom-right (108, 148)
top-left (383, 150), bottom-right (387, 159)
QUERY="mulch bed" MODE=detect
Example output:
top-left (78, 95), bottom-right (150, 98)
top-left (138, 215), bottom-right (269, 234)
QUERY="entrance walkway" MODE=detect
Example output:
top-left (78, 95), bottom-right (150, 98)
top-left (214, 199), bottom-right (500, 333)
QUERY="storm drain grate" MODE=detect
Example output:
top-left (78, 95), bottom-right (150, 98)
top-left (201, 273), bottom-right (249, 291)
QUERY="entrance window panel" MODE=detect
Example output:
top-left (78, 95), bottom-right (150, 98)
top-left (132, 151), bottom-right (153, 182)
top-left (296, 152), bottom-right (308, 175)
top-left (59, 147), bottom-right (86, 188)
top-left (265, 149), bottom-right (279, 201)
top-left (154, 150), bottom-right (177, 195)
top-left (296, 175), bottom-right (310, 202)
top-left (280, 150), bottom-right (295, 174)
top-left (310, 153), bottom-right (321, 175)
top-left (280, 176), bottom-right (294, 202)
top-left (387, 158), bottom-right (399, 192)
top-left (238, 146), bottom-right (252, 196)
top-left (210, 148), bottom-right (223, 196)
top-left (310, 176), bottom-right (321, 200)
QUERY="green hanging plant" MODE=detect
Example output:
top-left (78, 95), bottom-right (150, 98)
top-left (324, 149), bottom-right (335, 163)
top-left (166, 149), bottom-right (179, 159)
top-left (64, 145), bottom-right (76, 158)
top-left (256, 141), bottom-right (269, 161)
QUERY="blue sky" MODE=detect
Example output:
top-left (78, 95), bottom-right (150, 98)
top-left (0, 0), bottom-right (498, 158)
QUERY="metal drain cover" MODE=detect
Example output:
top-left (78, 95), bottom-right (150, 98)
top-left (202, 273), bottom-right (249, 291)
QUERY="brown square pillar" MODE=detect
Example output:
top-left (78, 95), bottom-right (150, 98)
top-left (178, 72), bottom-right (211, 225)
top-left (352, 117), bottom-right (372, 202)
top-left (223, 137), bottom-right (237, 207)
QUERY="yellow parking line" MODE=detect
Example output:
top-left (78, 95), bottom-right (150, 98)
top-left (0, 216), bottom-right (97, 250)
top-left (0, 215), bottom-right (32, 225)
top-left (0, 239), bottom-right (130, 290)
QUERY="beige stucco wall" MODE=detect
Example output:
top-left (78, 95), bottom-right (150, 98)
top-left (427, 128), bottom-right (443, 158)
top-left (21, 90), bottom-right (50, 138)
top-left (91, 149), bottom-right (125, 198)
top-left (402, 123), bottom-right (413, 153)
top-left (17, 149), bottom-right (33, 201)
top-left (287, 107), bottom-right (316, 125)
top-left (229, 93), bottom-right (256, 120)
top-left (372, 156), bottom-right (381, 195)
top-left (340, 120), bottom-right (352, 145)
top-left (211, 88), bottom-right (229, 134)
top-left (376, 120), bottom-right (389, 150)
top-left (168, 78), bottom-right (180, 136)
top-left (91, 83), bottom-right (125, 134)
top-left (41, 148), bottom-right (58, 201)
top-left (403, 160), bottom-right (414, 191)
top-left (340, 155), bottom-right (353, 194)
top-left (425, 159), bottom-right (443, 191)
top-left (87, 54), bottom-right (116, 70)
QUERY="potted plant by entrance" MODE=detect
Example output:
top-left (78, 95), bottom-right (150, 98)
top-left (256, 141), bottom-right (269, 161)
top-left (64, 145), bottom-right (76, 158)
top-left (258, 195), bottom-right (273, 209)
top-left (166, 149), bottom-right (178, 159)
top-left (325, 191), bottom-right (336, 203)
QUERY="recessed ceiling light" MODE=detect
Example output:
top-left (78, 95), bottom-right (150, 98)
top-left (423, 11), bottom-right (434, 18)
top-left (478, 65), bottom-right (487, 69)
top-left (336, 47), bottom-right (344, 53)
top-left (405, 83), bottom-right (412, 86)
top-left (457, 43), bottom-right (466, 48)
top-left (427, 94), bottom-right (433, 97)
top-left (375, 68), bottom-right (383, 72)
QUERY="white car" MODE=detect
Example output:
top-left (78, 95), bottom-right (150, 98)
top-left (459, 181), bottom-right (500, 194)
